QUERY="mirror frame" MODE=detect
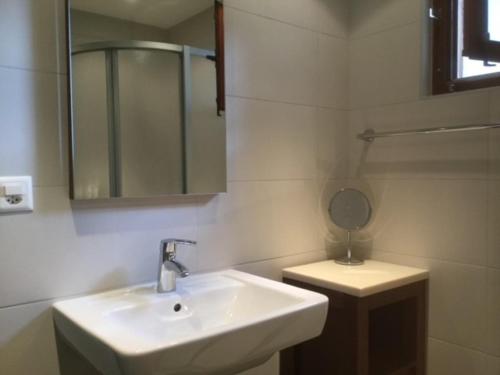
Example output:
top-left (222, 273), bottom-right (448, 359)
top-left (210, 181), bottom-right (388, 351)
top-left (64, 0), bottom-right (226, 199)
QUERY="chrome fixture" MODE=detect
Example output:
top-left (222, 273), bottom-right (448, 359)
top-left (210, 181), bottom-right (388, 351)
top-left (157, 239), bottom-right (196, 293)
top-left (357, 122), bottom-right (500, 142)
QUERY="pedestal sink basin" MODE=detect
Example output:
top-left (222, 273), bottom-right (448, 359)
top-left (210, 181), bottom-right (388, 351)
top-left (53, 269), bottom-right (328, 375)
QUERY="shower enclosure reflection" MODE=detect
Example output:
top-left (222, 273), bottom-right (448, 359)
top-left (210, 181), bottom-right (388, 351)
top-left (68, 0), bottom-right (226, 199)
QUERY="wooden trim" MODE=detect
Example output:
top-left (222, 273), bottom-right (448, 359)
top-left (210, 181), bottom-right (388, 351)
top-left (214, 1), bottom-right (225, 115)
top-left (65, 0), bottom-right (75, 199)
top-left (432, 0), bottom-right (456, 94)
top-left (462, 0), bottom-right (487, 57)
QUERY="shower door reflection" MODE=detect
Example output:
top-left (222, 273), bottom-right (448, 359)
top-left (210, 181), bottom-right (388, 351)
top-left (68, 0), bottom-right (226, 199)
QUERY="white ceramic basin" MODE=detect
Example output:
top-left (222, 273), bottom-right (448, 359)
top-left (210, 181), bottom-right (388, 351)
top-left (53, 270), bottom-right (328, 375)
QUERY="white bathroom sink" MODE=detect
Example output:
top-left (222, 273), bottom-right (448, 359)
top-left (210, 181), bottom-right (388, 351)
top-left (53, 269), bottom-right (328, 375)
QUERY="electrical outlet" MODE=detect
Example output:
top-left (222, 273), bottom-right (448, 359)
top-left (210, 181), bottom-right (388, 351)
top-left (0, 176), bottom-right (33, 213)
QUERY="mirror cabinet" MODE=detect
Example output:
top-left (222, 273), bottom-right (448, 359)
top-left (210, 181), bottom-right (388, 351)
top-left (66, 0), bottom-right (226, 199)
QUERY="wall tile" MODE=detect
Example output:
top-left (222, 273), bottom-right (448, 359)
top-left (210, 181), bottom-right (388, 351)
top-left (196, 181), bottom-right (322, 272)
top-left (489, 86), bottom-right (500, 121)
top-left (486, 355), bottom-right (500, 375)
top-left (0, 0), bottom-right (63, 73)
top-left (316, 109), bottom-right (349, 181)
top-left (488, 88), bottom-right (500, 179)
top-left (349, 0), bottom-right (420, 39)
top-left (0, 300), bottom-right (59, 375)
top-left (349, 92), bottom-right (490, 180)
top-left (93, 196), bottom-right (200, 275)
top-left (486, 268), bottom-right (500, 356)
top-left (427, 339), bottom-right (487, 375)
top-left (224, 0), bottom-right (349, 37)
top-left (487, 181), bottom-right (500, 269)
top-left (0, 1), bottom-right (351, 375)
top-left (428, 261), bottom-right (488, 351)
top-left (226, 97), bottom-right (316, 181)
top-left (364, 179), bottom-right (487, 266)
top-left (317, 34), bottom-right (349, 109)
top-left (369, 251), bottom-right (488, 351)
top-left (349, 22), bottom-right (420, 109)
top-left (225, 7), bottom-right (318, 106)
top-left (234, 250), bottom-right (327, 281)
top-left (224, 0), bottom-right (318, 31)
top-left (488, 129), bottom-right (500, 180)
top-left (0, 187), bottom-right (198, 307)
top-left (0, 67), bottom-right (66, 187)
top-left (314, 0), bottom-right (349, 38)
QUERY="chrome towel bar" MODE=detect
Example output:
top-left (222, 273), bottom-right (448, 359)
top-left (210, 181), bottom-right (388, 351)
top-left (357, 123), bottom-right (500, 142)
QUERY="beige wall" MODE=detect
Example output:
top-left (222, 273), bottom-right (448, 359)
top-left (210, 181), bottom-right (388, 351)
top-left (0, 1), bottom-right (349, 374)
top-left (165, 8), bottom-right (215, 50)
top-left (70, 9), bottom-right (168, 45)
top-left (346, 0), bottom-right (500, 374)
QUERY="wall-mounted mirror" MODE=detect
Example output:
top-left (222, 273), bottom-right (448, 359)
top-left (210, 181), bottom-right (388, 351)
top-left (66, 0), bottom-right (226, 199)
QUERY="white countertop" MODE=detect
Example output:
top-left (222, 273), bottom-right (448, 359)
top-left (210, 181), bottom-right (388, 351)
top-left (283, 260), bottom-right (429, 297)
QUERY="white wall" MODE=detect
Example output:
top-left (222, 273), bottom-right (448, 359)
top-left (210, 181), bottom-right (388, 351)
top-left (346, 0), bottom-right (500, 374)
top-left (0, 0), bottom-right (349, 374)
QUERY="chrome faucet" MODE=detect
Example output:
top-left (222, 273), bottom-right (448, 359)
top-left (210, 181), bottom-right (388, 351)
top-left (157, 239), bottom-right (196, 293)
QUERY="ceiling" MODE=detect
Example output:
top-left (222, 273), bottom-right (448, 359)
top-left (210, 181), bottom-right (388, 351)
top-left (71, 0), bottom-right (214, 29)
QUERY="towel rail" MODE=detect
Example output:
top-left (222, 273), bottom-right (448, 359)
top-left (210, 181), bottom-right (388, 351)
top-left (357, 123), bottom-right (500, 142)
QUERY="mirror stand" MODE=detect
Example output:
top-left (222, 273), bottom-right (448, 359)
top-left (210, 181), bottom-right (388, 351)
top-left (335, 231), bottom-right (364, 266)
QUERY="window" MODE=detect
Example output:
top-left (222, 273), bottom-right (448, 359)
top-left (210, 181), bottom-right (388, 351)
top-left (432, 0), bottom-right (500, 94)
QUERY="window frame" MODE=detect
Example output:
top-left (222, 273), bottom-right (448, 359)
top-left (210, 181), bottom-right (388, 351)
top-left (432, 0), bottom-right (500, 94)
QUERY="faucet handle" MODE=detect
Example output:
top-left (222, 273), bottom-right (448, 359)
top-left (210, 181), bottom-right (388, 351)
top-left (160, 239), bottom-right (197, 260)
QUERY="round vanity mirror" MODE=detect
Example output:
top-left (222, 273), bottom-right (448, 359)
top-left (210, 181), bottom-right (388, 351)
top-left (328, 188), bottom-right (372, 266)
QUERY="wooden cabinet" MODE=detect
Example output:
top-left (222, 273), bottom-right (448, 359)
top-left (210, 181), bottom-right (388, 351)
top-left (280, 279), bottom-right (428, 375)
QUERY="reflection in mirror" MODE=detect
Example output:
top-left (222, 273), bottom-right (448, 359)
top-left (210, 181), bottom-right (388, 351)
top-left (328, 188), bottom-right (372, 266)
top-left (68, 0), bottom-right (226, 199)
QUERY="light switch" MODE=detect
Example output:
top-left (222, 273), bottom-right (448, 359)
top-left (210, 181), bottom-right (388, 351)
top-left (0, 176), bottom-right (33, 213)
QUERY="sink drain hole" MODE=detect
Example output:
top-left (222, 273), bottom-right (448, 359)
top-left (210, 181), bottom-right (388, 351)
top-left (173, 303), bottom-right (182, 312)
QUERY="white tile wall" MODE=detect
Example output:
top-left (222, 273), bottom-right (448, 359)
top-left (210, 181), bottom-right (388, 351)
top-left (226, 97), bottom-right (316, 181)
top-left (225, 0), bottom-right (349, 38)
top-left (486, 268), bottom-right (500, 357)
top-left (197, 181), bottom-right (323, 272)
top-left (316, 108), bottom-right (349, 181)
top-left (0, 1), bottom-right (349, 374)
top-left (226, 7), bottom-right (318, 106)
top-left (317, 34), bottom-right (349, 109)
top-left (349, 0), bottom-right (420, 39)
top-left (427, 338), bottom-right (487, 375)
top-left (349, 0), bottom-right (500, 372)
top-left (0, 0), bottom-right (64, 74)
top-left (349, 22), bottom-right (421, 109)
top-left (365, 179), bottom-right (488, 266)
top-left (487, 354), bottom-right (500, 375)
top-left (0, 67), bottom-right (66, 187)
